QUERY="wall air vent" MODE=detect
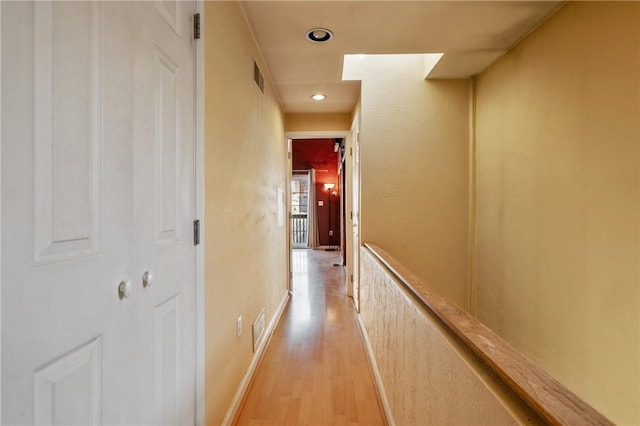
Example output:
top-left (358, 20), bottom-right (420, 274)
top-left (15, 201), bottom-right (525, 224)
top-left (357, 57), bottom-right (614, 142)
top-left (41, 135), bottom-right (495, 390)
top-left (252, 309), bottom-right (266, 352)
top-left (253, 60), bottom-right (265, 94)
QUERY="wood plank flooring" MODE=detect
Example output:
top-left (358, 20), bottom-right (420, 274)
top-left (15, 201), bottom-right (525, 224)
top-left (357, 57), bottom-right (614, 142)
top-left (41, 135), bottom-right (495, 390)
top-left (234, 249), bottom-right (386, 426)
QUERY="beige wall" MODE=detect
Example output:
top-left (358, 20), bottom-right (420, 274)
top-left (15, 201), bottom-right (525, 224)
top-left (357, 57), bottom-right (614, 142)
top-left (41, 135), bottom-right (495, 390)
top-left (204, 2), bottom-right (288, 424)
top-left (475, 2), bottom-right (640, 424)
top-left (284, 112), bottom-right (352, 132)
top-left (357, 55), bottom-right (471, 308)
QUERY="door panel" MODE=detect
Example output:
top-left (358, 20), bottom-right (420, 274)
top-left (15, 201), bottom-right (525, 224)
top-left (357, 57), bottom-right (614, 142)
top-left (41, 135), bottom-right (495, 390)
top-left (33, 1), bottom-right (102, 264)
top-left (34, 338), bottom-right (102, 425)
top-left (133, 1), bottom-right (196, 424)
top-left (1, 2), bottom-right (196, 424)
top-left (2, 3), bottom-right (135, 423)
top-left (154, 296), bottom-right (181, 426)
top-left (152, 45), bottom-right (181, 243)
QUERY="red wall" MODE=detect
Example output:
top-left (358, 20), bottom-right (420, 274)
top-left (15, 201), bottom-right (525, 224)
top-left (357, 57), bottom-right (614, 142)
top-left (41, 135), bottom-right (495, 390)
top-left (292, 139), bottom-right (340, 247)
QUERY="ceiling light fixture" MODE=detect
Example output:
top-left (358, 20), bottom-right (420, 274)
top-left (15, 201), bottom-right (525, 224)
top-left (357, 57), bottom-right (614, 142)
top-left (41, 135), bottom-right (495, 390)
top-left (311, 93), bottom-right (327, 101)
top-left (306, 28), bottom-right (333, 43)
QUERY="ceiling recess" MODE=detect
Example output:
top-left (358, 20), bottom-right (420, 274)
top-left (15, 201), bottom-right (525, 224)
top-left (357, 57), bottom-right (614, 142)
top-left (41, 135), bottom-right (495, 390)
top-left (306, 28), bottom-right (333, 43)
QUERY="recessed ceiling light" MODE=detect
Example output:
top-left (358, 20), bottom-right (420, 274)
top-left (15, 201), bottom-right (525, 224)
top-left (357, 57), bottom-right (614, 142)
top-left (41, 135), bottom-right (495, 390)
top-left (311, 93), bottom-right (327, 101)
top-left (306, 28), bottom-right (333, 43)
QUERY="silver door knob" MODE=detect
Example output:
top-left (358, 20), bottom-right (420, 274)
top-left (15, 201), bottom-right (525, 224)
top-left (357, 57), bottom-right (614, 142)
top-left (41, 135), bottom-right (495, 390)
top-left (118, 280), bottom-right (133, 300)
top-left (142, 271), bottom-right (153, 288)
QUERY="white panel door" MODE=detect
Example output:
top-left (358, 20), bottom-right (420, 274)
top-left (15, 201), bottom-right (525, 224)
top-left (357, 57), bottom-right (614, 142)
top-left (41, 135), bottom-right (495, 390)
top-left (2, 2), bottom-right (137, 423)
top-left (133, 1), bottom-right (196, 425)
top-left (1, 2), bottom-right (196, 424)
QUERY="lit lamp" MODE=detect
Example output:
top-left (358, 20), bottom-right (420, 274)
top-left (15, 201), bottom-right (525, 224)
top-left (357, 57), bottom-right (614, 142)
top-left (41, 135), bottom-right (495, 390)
top-left (323, 183), bottom-right (336, 251)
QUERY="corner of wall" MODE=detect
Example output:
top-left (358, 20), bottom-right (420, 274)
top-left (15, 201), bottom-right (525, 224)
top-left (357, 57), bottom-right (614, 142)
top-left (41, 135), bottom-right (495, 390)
top-left (468, 76), bottom-right (478, 317)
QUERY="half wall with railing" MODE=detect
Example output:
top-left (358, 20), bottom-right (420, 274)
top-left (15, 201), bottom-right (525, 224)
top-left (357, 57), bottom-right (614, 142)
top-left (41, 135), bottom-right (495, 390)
top-left (358, 243), bottom-right (613, 426)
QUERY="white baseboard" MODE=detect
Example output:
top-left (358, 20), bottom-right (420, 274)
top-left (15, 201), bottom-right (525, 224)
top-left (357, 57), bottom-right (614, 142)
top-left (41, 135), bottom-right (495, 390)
top-left (357, 314), bottom-right (395, 426)
top-left (221, 290), bottom-right (291, 426)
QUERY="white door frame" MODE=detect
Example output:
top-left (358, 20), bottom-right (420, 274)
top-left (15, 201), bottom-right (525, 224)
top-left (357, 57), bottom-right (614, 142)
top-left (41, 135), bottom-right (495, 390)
top-left (285, 131), bottom-right (349, 295)
top-left (344, 128), bottom-right (355, 298)
top-left (350, 121), bottom-right (361, 312)
top-left (194, 1), bottom-right (205, 425)
top-left (286, 138), bottom-right (292, 291)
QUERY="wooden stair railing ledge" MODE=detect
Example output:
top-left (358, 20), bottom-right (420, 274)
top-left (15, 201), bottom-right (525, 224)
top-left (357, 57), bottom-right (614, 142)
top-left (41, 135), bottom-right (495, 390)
top-left (363, 242), bottom-right (614, 426)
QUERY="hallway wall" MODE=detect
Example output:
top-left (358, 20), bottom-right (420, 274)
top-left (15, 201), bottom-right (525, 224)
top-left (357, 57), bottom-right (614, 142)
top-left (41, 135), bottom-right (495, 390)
top-left (356, 55), bottom-right (471, 308)
top-left (285, 113), bottom-right (352, 132)
top-left (475, 2), bottom-right (640, 423)
top-left (204, 2), bottom-right (288, 424)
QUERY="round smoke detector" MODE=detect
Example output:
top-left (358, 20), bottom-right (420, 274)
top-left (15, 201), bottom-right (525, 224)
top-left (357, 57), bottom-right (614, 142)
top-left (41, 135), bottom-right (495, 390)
top-left (306, 28), bottom-right (333, 43)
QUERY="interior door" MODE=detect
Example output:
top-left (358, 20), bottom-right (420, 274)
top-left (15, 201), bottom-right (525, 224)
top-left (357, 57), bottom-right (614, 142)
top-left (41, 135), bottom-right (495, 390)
top-left (352, 126), bottom-right (361, 312)
top-left (133, 2), bottom-right (196, 425)
top-left (2, 3), bottom-right (137, 423)
top-left (1, 2), bottom-right (196, 424)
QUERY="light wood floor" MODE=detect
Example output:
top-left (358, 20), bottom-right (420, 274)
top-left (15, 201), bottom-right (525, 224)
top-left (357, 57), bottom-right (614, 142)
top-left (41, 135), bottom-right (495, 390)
top-left (234, 249), bottom-right (386, 426)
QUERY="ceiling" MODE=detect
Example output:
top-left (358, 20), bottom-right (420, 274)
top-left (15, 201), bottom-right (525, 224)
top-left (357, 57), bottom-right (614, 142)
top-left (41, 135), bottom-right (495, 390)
top-left (240, 1), bottom-right (564, 114)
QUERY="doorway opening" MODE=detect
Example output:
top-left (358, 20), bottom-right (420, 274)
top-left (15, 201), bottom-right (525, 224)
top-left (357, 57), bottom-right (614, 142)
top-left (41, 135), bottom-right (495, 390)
top-left (290, 138), bottom-right (342, 252)
top-left (286, 134), bottom-right (351, 295)
top-left (291, 172), bottom-right (310, 248)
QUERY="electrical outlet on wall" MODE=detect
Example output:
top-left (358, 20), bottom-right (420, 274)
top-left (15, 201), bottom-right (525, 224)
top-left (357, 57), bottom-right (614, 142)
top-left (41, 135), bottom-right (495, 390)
top-left (237, 315), bottom-right (242, 338)
top-left (329, 230), bottom-right (333, 236)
